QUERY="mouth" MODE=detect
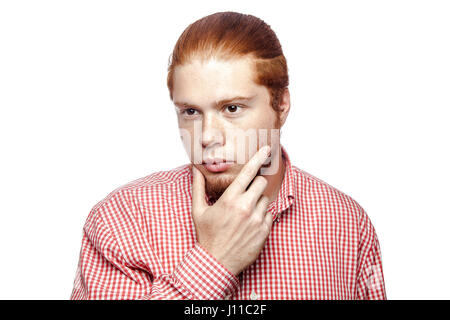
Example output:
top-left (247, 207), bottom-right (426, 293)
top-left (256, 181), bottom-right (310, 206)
top-left (202, 159), bottom-right (234, 173)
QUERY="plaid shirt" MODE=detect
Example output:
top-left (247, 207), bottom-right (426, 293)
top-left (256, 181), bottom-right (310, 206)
top-left (71, 146), bottom-right (386, 300)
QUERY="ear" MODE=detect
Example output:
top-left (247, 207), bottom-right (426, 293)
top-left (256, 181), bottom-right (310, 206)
top-left (278, 88), bottom-right (291, 127)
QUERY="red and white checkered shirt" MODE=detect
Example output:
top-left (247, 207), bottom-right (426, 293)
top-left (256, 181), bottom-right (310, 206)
top-left (71, 146), bottom-right (386, 300)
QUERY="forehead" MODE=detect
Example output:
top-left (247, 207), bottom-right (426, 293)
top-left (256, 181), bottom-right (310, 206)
top-left (172, 56), bottom-right (264, 106)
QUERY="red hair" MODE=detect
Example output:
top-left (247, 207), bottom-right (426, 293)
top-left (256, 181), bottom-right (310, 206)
top-left (167, 11), bottom-right (289, 112)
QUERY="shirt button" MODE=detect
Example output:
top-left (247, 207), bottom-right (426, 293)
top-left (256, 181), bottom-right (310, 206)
top-left (225, 294), bottom-right (232, 300)
top-left (250, 291), bottom-right (259, 300)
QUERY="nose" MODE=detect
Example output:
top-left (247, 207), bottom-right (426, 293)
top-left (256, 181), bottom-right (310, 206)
top-left (201, 112), bottom-right (224, 149)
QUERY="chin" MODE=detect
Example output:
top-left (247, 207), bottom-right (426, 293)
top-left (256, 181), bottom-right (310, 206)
top-left (205, 171), bottom-right (235, 187)
top-left (204, 172), bottom-right (235, 200)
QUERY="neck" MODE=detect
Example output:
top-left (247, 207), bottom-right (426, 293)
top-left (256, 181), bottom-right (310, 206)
top-left (261, 145), bottom-right (286, 203)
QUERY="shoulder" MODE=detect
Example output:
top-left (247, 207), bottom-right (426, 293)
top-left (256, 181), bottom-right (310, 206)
top-left (291, 165), bottom-right (372, 230)
top-left (290, 165), bottom-right (380, 255)
top-left (84, 164), bottom-right (191, 225)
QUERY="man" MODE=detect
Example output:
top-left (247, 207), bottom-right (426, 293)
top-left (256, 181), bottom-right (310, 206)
top-left (71, 11), bottom-right (386, 300)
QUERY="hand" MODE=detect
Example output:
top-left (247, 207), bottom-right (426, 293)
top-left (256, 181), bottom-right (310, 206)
top-left (191, 145), bottom-right (273, 276)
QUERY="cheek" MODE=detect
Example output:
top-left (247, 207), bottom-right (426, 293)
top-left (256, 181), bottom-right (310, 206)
top-left (237, 107), bottom-right (278, 131)
top-left (224, 116), bottom-right (278, 161)
top-left (178, 125), bottom-right (202, 163)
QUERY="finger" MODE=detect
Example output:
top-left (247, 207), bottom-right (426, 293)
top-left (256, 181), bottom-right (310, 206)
top-left (192, 165), bottom-right (208, 213)
top-left (264, 208), bottom-right (274, 231)
top-left (225, 145), bottom-right (271, 196)
top-left (254, 195), bottom-right (270, 215)
top-left (243, 175), bottom-right (268, 207)
top-left (255, 196), bottom-right (274, 231)
top-left (254, 195), bottom-right (273, 231)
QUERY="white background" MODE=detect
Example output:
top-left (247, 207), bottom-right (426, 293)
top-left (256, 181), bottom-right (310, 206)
top-left (0, 0), bottom-right (449, 299)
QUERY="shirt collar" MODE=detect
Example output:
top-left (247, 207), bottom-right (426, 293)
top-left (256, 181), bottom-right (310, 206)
top-left (267, 144), bottom-right (296, 221)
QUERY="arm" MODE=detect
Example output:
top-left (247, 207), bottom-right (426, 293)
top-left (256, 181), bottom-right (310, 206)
top-left (70, 208), bottom-right (239, 300)
top-left (71, 145), bottom-right (271, 299)
top-left (355, 208), bottom-right (387, 300)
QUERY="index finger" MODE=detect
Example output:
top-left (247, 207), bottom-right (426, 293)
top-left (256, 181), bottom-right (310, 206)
top-left (224, 145), bottom-right (271, 196)
top-left (192, 165), bottom-right (208, 213)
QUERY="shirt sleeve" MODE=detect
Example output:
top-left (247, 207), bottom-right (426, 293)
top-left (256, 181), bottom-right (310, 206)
top-left (355, 208), bottom-right (387, 300)
top-left (70, 207), bottom-right (239, 300)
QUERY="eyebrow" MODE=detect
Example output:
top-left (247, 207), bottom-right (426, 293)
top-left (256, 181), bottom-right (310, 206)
top-left (174, 95), bottom-right (256, 108)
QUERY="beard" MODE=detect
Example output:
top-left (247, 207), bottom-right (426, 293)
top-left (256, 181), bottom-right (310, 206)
top-left (201, 159), bottom-right (271, 204)
top-left (204, 172), bottom-right (236, 204)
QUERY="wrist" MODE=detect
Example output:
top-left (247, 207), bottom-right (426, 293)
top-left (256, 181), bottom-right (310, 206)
top-left (173, 242), bottom-right (240, 299)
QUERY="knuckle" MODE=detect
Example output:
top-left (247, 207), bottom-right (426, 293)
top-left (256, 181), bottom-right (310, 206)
top-left (235, 179), bottom-right (246, 191)
top-left (192, 209), bottom-right (201, 220)
top-left (221, 199), bottom-right (234, 211)
top-left (238, 202), bottom-right (251, 214)
top-left (252, 176), bottom-right (267, 190)
top-left (226, 199), bottom-right (237, 210)
top-left (262, 222), bottom-right (271, 234)
top-left (261, 178), bottom-right (268, 188)
top-left (261, 215), bottom-right (271, 228)
top-left (252, 214), bottom-right (264, 226)
top-left (257, 176), bottom-right (268, 185)
top-left (258, 195), bottom-right (270, 207)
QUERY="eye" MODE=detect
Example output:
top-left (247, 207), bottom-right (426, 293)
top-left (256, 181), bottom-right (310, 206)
top-left (224, 104), bottom-right (242, 114)
top-left (181, 108), bottom-right (199, 117)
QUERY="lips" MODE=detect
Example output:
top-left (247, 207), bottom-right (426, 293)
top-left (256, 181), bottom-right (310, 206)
top-left (202, 159), bottom-right (234, 173)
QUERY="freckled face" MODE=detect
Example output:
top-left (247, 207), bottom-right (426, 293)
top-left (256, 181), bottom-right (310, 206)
top-left (171, 56), bottom-right (280, 199)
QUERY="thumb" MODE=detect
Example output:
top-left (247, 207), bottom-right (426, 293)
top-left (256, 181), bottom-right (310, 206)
top-left (192, 165), bottom-right (208, 214)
